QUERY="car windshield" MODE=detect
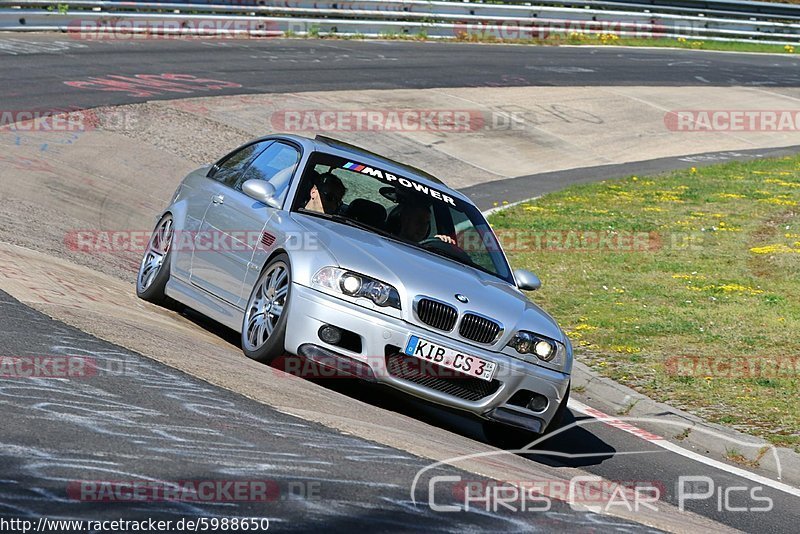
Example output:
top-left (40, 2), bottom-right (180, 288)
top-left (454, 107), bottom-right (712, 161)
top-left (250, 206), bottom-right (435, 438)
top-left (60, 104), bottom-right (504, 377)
top-left (291, 151), bottom-right (514, 284)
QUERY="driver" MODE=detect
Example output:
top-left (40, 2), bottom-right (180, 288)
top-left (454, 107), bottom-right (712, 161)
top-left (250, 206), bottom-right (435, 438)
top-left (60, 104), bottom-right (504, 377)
top-left (396, 203), bottom-right (456, 245)
top-left (305, 173), bottom-right (346, 215)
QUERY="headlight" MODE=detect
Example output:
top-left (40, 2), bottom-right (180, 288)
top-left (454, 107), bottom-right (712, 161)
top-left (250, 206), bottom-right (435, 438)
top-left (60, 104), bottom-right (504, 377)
top-left (312, 267), bottom-right (401, 310)
top-left (507, 331), bottom-right (568, 371)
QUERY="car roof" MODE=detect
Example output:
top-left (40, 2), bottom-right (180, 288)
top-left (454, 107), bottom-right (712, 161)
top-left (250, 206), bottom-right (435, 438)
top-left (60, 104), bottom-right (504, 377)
top-left (268, 133), bottom-right (472, 204)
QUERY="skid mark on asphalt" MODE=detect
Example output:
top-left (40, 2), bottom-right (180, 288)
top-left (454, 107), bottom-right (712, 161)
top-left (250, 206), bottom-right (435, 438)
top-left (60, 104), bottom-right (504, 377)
top-left (0, 39), bottom-right (87, 55)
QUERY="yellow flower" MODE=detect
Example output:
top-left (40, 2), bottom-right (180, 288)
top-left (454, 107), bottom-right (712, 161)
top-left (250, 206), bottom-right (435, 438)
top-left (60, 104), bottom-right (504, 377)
top-left (765, 178), bottom-right (800, 188)
top-left (716, 284), bottom-right (763, 294)
top-left (672, 273), bottom-right (706, 280)
top-left (611, 345), bottom-right (641, 354)
top-left (690, 167), bottom-right (697, 174)
top-left (758, 198), bottom-right (798, 206)
top-left (750, 244), bottom-right (800, 254)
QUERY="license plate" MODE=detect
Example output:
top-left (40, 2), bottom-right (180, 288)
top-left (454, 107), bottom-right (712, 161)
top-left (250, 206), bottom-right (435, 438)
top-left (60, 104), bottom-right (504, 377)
top-left (403, 335), bottom-right (497, 382)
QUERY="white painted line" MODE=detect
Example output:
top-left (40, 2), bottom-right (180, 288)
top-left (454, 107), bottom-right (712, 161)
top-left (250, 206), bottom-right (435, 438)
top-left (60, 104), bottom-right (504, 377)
top-left (481, 196), bottom-right (539, 218)
top-left (569, 399), bottom-right (800, 499)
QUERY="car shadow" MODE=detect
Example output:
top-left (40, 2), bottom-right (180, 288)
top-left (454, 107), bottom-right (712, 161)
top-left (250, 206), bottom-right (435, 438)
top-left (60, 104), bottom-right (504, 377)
top-left (518, 410), bottom-right (617, 468)
top-left (178, 307), bottom-right (616, 468)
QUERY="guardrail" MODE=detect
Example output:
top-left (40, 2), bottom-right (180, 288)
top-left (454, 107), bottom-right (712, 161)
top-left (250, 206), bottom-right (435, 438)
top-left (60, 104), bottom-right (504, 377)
top-left (54, 0), bottom-right (800, 21)
top-left (1, 0), bottom-right (798, 45)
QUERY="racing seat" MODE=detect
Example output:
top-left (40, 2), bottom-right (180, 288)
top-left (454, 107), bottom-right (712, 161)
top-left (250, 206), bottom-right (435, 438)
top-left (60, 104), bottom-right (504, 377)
top-left (385, 204), bottom-right (431, 238)
top-left (346, 199), bottom-right (387, 228)
top-left (385, 205), bottom-right (402, 234)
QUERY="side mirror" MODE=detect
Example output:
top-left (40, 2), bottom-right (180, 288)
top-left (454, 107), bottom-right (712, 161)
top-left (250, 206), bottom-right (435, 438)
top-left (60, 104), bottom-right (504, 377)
top-left (514, 269), bottom-right (541, 291)
top-left (242, 179), bottom-right (280, 209)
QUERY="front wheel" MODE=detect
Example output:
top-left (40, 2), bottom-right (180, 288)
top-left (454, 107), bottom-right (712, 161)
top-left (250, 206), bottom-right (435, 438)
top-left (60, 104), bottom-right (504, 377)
top-left (136, 214), bottom-right (174, 304)
top-left (242, 253), bottom-right (291, 363)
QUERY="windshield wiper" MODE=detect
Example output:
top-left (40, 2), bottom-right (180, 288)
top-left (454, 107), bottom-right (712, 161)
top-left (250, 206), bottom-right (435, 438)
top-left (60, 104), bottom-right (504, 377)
top-left (419, 240), bottom-right (478, 270)
top-left (419, 240), bottom-right (511, 281)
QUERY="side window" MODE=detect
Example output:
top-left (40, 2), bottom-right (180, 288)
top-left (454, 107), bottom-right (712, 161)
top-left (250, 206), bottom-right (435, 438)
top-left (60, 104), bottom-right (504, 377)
top-left (235, 142), bottom-right (301, 203)
top-left (211, 141), bottom-right (272, 188)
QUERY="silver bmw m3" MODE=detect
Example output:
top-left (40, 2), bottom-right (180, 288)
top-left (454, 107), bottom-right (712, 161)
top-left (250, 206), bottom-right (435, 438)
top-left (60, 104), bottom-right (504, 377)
top-left (137, 134), bottom-right (572, 442)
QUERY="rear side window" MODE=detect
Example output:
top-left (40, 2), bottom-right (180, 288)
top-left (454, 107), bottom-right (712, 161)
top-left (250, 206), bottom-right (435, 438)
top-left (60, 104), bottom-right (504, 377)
top-left (211, 140), bottom-right (272, 188)
top-left (235, 142), bottom-right (301, 203)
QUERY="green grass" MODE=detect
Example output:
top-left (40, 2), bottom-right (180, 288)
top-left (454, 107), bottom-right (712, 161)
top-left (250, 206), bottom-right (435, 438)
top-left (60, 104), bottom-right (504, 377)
top-left (452, 32), bottom-right (797, 55)
top-left (489, 157), bottom-right (800, 448)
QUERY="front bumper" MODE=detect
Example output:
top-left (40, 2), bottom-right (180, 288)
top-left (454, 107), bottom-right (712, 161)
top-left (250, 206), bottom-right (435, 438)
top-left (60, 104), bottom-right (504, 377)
top-left (284, 283), bottom-right (570, 432)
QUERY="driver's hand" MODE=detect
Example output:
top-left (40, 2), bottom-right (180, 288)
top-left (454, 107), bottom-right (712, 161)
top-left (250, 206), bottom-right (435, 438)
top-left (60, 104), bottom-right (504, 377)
top-left (434, 234), bottom-right (456, 245)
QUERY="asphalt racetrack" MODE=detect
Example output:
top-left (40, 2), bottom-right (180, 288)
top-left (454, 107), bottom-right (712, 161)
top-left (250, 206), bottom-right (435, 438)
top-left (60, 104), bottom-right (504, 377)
top-left (0, 34), bottom-right (799, 533)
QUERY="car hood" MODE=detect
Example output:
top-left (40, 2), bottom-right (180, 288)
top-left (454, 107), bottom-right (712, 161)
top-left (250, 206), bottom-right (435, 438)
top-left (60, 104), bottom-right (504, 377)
top-left (292, 213), bottom-right (565, 345)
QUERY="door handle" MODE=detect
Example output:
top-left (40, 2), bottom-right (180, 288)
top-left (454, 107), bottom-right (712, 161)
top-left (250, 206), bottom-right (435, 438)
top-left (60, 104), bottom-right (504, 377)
top-left (211, 194), bottom-right (225, 205)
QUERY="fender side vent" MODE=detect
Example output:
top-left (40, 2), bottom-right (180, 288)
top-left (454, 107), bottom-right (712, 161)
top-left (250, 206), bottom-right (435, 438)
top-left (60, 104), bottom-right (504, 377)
top-left (261, 231), bottom-right (276, 249)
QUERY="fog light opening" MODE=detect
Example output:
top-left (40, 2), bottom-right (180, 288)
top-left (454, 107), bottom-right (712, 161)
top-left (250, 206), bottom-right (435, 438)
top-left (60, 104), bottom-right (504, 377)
top-left (318, 325), bottom-right (342, 345)
top-left (527, 394), bottom-right (549, 413)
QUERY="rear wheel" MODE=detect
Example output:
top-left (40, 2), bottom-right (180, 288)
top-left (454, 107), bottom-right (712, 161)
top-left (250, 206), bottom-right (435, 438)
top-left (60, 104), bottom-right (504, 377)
top-left (242, 254), bottom-right (291, 363)
top-left (136, 214), bottom-right (174, 305)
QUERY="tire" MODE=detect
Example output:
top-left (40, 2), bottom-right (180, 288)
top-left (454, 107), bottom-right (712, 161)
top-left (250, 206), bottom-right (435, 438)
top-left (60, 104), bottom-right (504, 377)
top-left (482, 383), bottom-right (570, 449)
top-left (241, 253), bottom-right (291, 363)
top-left (136, 214), bottom-right (174, 305)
